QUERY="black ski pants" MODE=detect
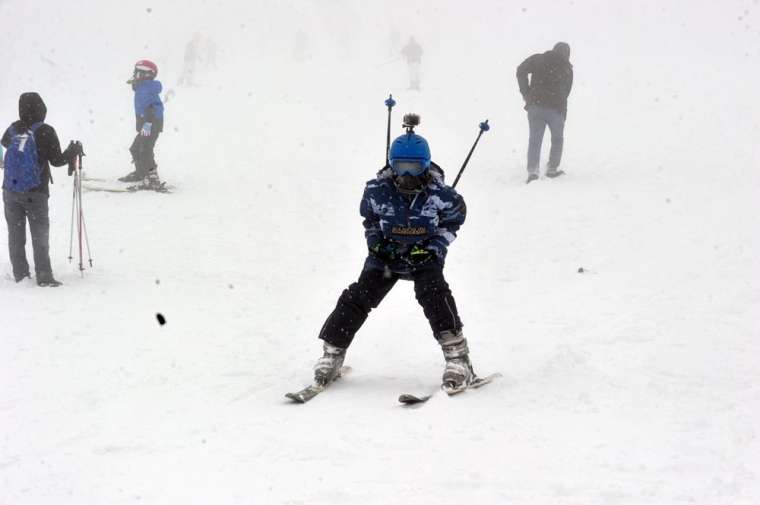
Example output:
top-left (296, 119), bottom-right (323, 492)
top-left (3, 189), bottom-right (52, 282)
top-left (129, 130), bottom-right (160, 178)
top-left (318, 264), bottom-right (463, 349)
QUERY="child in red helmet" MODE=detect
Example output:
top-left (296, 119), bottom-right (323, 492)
top-left (119, 60), bottom-right (165, 190)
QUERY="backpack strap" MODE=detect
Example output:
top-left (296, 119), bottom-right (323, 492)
top-left (28, 122), bottom-right (51, 184)
top-left (29, 123), bottom-right (53, 184)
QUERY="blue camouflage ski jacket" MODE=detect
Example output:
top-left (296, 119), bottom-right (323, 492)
top-left (133, 79), bottom-right (164, 131)
top-left (360, 167), bottom-right (466, 274)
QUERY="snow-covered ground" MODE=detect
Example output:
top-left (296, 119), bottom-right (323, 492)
top-left (2, 1), bottom-right (759, 504)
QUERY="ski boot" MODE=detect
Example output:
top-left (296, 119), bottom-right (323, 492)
top-left (526, 173), bottom-right (539, 184)
top-left (546, 168), bottom-right (565, 178)
top-left (136, 170), bottom-right (163, 191)
top-left (118, 170), bottom-right (143, 183)
top-left (14, 271), bottom-right (31, 283)
top-left (438, 329), bottom-right (475, 393)
top-left (313, 342), bottom-right (347, 385)
top-left (37, 275), bottom-right (62, 287)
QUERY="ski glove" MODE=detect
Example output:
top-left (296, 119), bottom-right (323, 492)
top-left (140, 122), bottom-right (153, 137)
top-left (369, 240), bottom-right (399, 263)
top-left (406, 243), bottom-right (435, 266)
top-left (66, 140), bottom-right (84, 157)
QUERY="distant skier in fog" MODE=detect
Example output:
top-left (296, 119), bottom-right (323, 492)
top-left (516, 42), bottom-right (573, 183)
top-left (401, 36), bottom-right (423, 91)
top-left (2, 92), bottom-right (82, 286)
top-left (119, 60), bottom-right (165, 190)
top-left (178, 34), bottom-right (202, 87)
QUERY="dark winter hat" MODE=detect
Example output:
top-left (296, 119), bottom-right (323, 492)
top-left (19, 92), bottom-right (47, 126)
top-left (553, 42), bottom-right (571, 60)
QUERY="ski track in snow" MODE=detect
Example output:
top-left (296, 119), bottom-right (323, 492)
top-left (2, 1), bottom-right (760, 504)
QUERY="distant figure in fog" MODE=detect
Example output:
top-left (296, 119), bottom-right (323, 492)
top-left (401, 36), bottom-right (423, 91)
top-left (516, 42), bottom-right (573, 183)
top-left (178, 34), bottom-right (202, 87)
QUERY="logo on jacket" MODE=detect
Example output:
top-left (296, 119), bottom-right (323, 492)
top-left (392, 226), bottom-right (427, 236)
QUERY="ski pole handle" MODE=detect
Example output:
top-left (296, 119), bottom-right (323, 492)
top-left (67, 141), bottom-right (85, 176)
top-left (452, 119), bottom-right (490, 189)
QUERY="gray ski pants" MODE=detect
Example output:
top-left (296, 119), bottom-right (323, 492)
top-left (3, 189), bottom-right (52, 281)
top-left (526, 104), bottom-right (565, 174)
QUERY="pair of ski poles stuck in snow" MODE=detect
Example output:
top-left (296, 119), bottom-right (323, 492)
top-left (383, 93), bottom-right (490, 188)
top-left (67, 143), bottom-right (93, 276)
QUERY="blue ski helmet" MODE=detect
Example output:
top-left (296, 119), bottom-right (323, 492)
top-left (389, 133), bottom-right (431, 176)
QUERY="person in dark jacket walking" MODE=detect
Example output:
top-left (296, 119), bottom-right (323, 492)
top-left (119, 59), bottom-right (165, 190)
top-left (308, 126), bottom-right (479, 392)
top-left (1, 92), bottom-right (82, 286)
top-left (516, 42), bottom-right (573, 183)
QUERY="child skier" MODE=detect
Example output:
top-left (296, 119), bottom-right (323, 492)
top-left (310, 119), bottom-right (477, 392)
top-left (119, 59), bottom-right (165, 189)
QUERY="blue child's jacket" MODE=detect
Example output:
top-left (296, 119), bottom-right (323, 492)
top-left (360, 166), bottom-right (466, 275)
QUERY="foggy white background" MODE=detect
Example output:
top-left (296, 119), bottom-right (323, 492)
top-left (1, 1), bottom-right (758, 504)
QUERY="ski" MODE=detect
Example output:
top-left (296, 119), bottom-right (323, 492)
top-left (82, 182), bottom-right (173, 193)
top-left (285, 366), bottom-right (351, 404)
top-left (126, 181), bottom-right (172, 193)
top-left (82, 184), bottom-right (131, 193)
top-left (398, 372), bottom-right (501, 406)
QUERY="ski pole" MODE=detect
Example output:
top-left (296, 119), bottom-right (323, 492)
top-left (67, 144), bottom-right (92, 273)
top-left (68, 161), bottom-right (77, 262)
top-left (384, 94), bottom-right (396, 166)
top-left (74, 153), bottom-right (84, 274)
top-left (452, 119), bottom-right (490, 189)
top-left (76, 145), bottom-right (93, 269)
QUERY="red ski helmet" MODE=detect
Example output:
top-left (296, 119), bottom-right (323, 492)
top-left (133, 59), bottom-right (158, 80)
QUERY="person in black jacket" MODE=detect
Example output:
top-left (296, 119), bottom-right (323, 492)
top-left (516, 42), bottom-right (573, 183)
top-left (1, 92), bottom-right (82, 286)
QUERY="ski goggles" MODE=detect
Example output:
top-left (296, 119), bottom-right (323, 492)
top-left (391, 159), bottom-right (427, 176)
top-left (132, 69), bottom-right (152, 80)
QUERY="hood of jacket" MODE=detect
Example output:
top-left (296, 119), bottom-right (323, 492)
top-left (552, 42), bottom-right (571, 61)
top-left (19, 92), bottom-right (47, 126)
